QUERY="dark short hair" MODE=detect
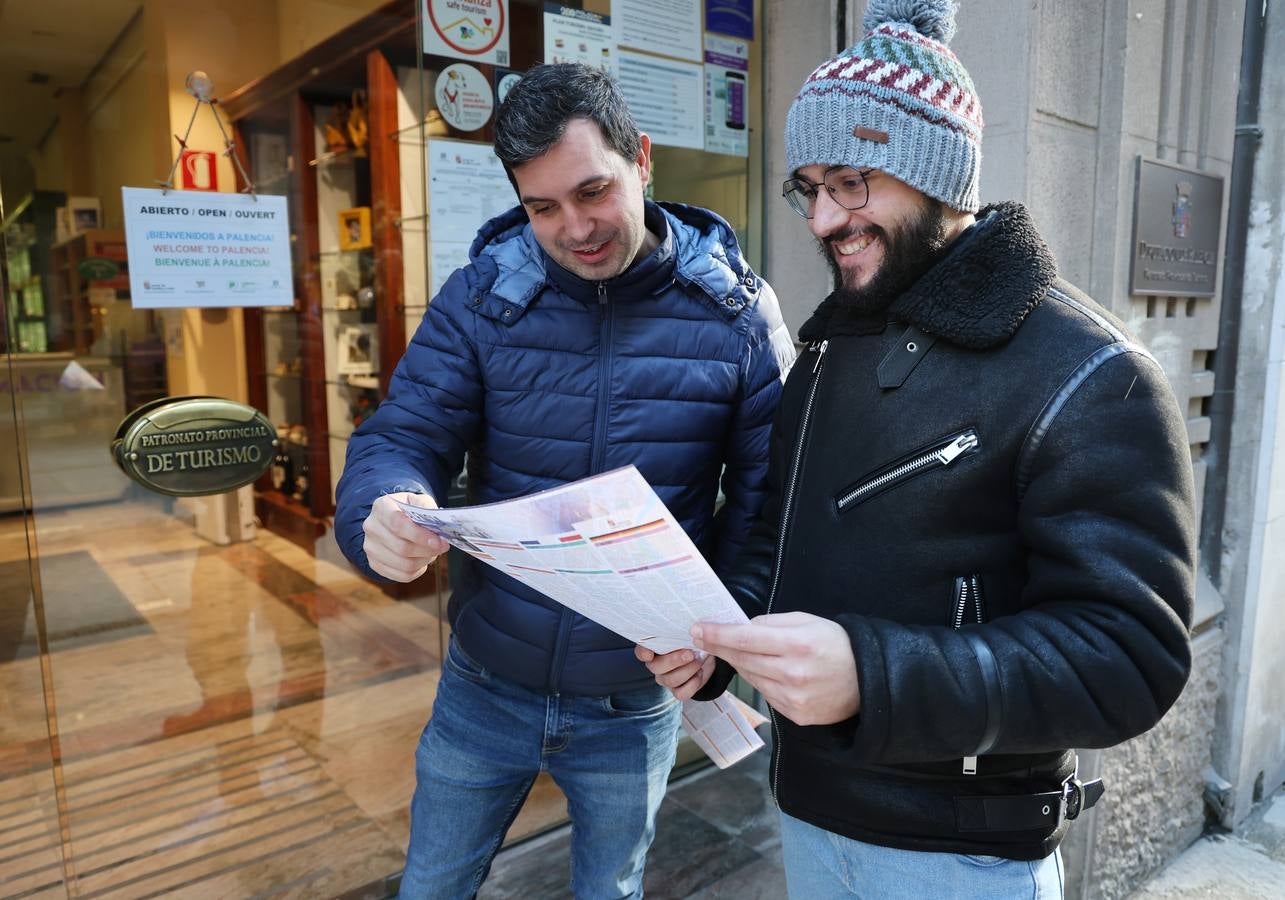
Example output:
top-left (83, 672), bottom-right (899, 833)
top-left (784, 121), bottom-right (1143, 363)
top-left (494, 64), bottom-right (641, 181)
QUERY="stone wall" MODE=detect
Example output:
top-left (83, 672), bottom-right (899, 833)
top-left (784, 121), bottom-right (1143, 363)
top-left (1065, 626), bottom-right (1224, 898)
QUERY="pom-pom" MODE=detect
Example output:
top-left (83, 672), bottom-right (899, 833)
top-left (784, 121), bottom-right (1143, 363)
top-left (862, 0), bottom-right (958, 43)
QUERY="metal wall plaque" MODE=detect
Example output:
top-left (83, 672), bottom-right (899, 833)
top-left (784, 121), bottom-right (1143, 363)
top-left (112, 397), bottom-right (276, 496)
top-left (1130, 156), bottom-right (1225, 297)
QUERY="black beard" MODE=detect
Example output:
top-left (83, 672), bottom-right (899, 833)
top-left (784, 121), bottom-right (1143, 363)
top-left (821, 198), bottom-right (951, 315)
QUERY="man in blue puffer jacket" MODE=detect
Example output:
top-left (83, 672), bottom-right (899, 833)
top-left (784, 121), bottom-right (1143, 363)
top-left (334, 64), bottom-right (794, 898)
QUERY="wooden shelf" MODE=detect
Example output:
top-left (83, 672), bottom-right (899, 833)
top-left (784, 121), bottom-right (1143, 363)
top-left (48, 230), bottom-right (120, 354)
top-left (231, 3), bottom-right (412, 554)
top-left (255, 489), bottom-right (327, 551)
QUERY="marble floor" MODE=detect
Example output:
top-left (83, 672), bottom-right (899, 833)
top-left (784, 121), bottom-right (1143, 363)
top-left (1, 497), bottom-right (782, 898)
top-left (0, 498), bottom-right (570, 898)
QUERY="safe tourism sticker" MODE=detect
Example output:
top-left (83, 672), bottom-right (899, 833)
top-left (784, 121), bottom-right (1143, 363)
top-left (435, 64), bottom-right (494, 132)
top-left (424, 0), bottom-right (509, 65)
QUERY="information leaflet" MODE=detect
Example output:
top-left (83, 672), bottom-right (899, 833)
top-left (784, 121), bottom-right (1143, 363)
top-left (395, 465), bottom-right (766, 767)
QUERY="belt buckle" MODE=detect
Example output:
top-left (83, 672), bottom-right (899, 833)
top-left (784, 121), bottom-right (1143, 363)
top-left (1062, 776), bottom-right (1085, 820)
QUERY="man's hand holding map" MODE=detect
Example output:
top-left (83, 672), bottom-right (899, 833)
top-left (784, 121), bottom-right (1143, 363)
top-left (394, 466), bottom-right (765, 767)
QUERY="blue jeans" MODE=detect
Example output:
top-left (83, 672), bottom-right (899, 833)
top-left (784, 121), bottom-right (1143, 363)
top-left (778, 810), bottom-right (1064, 899)
top-left (397, 638), bottom-right (682, 899)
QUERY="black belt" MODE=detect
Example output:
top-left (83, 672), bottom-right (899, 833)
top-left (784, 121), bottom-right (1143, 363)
top-left (954, 776), bottom-right (1105, 832)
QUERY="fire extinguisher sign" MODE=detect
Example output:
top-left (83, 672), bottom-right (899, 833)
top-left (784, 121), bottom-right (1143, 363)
top-left (178, 150), bottom-right (219, 192)
top-left (423, 0), bottom-right (509, 66)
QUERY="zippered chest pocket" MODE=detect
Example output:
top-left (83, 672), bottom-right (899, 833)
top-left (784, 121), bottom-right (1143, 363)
top-left (835, 429), bottom-right (979, 513)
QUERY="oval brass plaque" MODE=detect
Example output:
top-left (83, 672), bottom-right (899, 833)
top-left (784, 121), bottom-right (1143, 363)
top-left (112, 396), bottom-right (276, 497)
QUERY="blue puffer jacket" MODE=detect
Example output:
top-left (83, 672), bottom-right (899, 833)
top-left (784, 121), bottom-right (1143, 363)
top-left (335, 201), bottom-right (795, 694)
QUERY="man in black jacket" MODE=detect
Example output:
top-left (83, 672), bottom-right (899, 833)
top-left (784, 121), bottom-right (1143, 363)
top-left (638, 1), bottom-right (1195, 895)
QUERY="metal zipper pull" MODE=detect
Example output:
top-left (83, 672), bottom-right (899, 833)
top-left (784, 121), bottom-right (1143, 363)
top-left (811, 339), bottom-right (829, 374)
top-left (953, 576), bottom-right (970, 629)
top-left (598, 282), bottom-right (607, 310)
top-left (836, 429), bottom-right (979, 512)
top-left (957, 572), bottom-right (980, 775)
top-left (937, 431), bottom-right (979, 465)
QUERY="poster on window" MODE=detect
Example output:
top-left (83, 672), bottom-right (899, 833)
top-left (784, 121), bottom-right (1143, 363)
top-left (121, 187), bottom-right (292, 309)
top-left (618, 50), bottom-right (705, 150)
top-left (704, 35), bottom-right (749, 157)
top-left (427, 139), bottom-right (515, 294)
top-left (614, 0), bottom-right (702, 62)
top-left (423, 0), bottom-right (509, 66)
top-left (543, 4), bottom-right (616, 79)
top-left (431, 242), bottom-right (472, 297)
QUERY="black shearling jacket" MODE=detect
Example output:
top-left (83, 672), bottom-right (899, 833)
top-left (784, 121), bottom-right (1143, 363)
top-left (701, 202), bottom-right (1195, 860)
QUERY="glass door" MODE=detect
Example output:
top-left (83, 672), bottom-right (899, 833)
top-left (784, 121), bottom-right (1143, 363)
top-left (0, 3), bottom-right (447, 895)
top-left (2, 182), bottom-right (74, 899)
top-left (0, 0), bottom-right (767, 892)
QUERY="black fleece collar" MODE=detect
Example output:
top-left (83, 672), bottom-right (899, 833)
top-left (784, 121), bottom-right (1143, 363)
top-left (799, 202), bottom-right (1057, 349)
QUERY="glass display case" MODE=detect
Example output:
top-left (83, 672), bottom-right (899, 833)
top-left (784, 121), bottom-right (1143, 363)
top-left (225, 0), bottom-right (548, 553)
top-left (224, 5), bottom-right (421, 548)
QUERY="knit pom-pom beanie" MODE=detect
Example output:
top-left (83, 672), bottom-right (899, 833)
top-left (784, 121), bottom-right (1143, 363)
top-left (786, 0), bottom-right (982, 212)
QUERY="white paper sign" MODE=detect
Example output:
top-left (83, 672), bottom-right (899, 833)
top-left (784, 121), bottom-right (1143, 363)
top-left (704, 35), bottom-right (749, 157)
top-left (121, 187), bottom-right (292, 309)
top-left (435, 63), bottom-right (494, 132)
top-left (614, 0), bottom-right (701, 62)
top-left (431, 241), bottom-right (472, 297)
top-left (423, 0), bottom-right (510, 66)
top-left (618, 50), bottom-right (705, 150)
top-left (427, 139), bottom-right (515, 293)
top-left (428, 139), bottom-right (513, 240)
top-left (544, 4), bottom-right (617, 79)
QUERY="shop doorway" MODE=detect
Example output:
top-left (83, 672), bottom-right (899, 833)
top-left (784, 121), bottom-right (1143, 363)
top-left (0, 5), bottom-right (455, 890)
top-left (1, 199), bottom-right (450, 895)
top-left (0, 0), bottom-right (765, 892)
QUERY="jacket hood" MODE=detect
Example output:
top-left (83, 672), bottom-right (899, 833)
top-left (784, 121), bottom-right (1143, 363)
top-left (466, 201), bottom-right (761, 323)
top-left (800, 201), bottom-right (1058, 348)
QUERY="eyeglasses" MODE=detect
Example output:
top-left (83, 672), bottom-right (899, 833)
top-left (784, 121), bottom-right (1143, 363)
top-left (782, 166), bottom-right (871, 219)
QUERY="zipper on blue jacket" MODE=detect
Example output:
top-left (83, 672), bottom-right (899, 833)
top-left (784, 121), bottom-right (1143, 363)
top-left (836, 431), bottom-right (979, 512)
top-left (953, 574), bottom-right (984, 774)
top-left (549, 281), bottom-right (614, 692)
top-left (591, 281), bottom-right (614, 477)
top-left (766, 338), bottom-right (828, 804)
top-left (549, 612), bottom-right (575, 695)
